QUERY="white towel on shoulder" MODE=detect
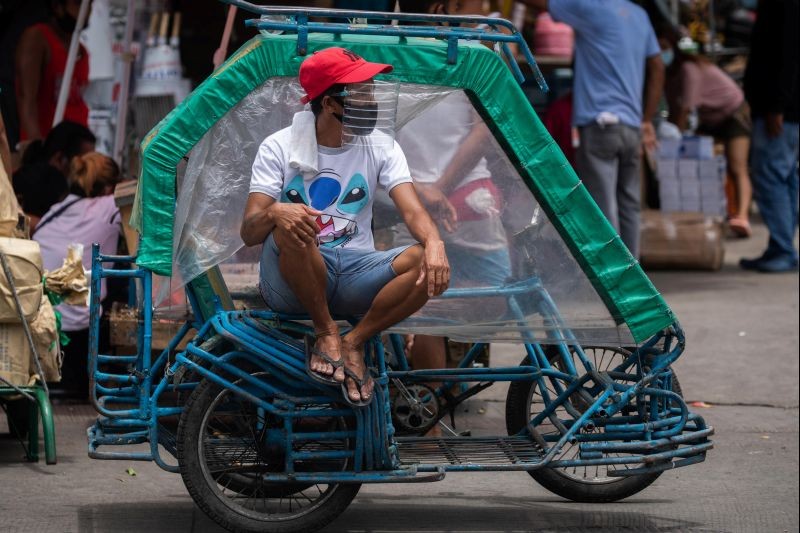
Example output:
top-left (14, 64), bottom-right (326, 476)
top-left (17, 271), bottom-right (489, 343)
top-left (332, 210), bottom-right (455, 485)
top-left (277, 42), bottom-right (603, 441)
top-left (288, 110), bottom-right (318, 176)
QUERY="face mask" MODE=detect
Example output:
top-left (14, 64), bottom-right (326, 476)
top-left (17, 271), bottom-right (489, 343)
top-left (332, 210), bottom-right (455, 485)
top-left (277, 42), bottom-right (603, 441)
top-left (661, 48), bottom-right (674, 67)
top-left (55, 13), bottom-right (77, 34)
top-left (344, 101), bottom-right (379, 136)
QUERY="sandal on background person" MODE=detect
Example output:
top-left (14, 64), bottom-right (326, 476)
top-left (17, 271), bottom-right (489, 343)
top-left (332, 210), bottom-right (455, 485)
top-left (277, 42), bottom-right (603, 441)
top-left (728, 217), bottom-right (752, 238)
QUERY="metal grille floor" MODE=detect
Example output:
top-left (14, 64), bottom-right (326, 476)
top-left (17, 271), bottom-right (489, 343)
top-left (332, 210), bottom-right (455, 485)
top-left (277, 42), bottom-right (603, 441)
top-left (396, 436), bottom-right (544, 467)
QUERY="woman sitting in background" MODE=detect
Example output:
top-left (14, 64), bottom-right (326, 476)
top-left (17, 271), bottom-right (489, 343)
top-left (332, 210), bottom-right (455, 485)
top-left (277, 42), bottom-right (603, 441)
top-left (660, 31), bottom-right (753, 238)
top-left (33, 152), bottom-right (121, 399)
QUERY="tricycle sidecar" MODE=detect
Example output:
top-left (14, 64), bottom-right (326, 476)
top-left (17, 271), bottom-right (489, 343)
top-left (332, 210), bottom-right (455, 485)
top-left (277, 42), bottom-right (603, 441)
top-left (87, 4), bottom-right (713, 532)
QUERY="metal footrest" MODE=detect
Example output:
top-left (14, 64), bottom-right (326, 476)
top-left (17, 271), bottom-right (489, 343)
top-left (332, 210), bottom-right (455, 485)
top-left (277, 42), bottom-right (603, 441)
top-left (396, 435), bottom-right (545, 471)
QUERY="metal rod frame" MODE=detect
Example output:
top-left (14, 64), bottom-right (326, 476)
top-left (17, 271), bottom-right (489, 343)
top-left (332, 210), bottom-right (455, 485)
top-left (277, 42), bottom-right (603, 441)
top-left (86, 246), bottom-right (712, 480)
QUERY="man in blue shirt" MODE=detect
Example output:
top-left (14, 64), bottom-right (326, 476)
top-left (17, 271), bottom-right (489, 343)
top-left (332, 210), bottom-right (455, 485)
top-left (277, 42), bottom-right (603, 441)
top-left (524, 0), bottom-right (664, 257)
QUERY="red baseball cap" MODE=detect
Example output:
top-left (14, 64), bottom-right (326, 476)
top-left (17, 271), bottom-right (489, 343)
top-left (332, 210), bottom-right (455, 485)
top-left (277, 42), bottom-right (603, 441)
top-left (299, 47), bottom-right (393, 104)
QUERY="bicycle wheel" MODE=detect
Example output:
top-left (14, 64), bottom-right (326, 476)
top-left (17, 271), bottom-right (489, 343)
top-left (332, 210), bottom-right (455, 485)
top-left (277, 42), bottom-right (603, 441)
top-left (506, 346), bottom-right (682, 503)
top-left (177, 370), bottom-right (360, 533)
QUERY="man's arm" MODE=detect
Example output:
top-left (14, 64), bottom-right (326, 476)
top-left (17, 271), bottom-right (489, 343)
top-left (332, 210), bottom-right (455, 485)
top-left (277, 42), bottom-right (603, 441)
top-left (436, 117), bottom-right (490, 195)
top-left (642, 54), bottom-right (665, 151)
top-left (15, 26), bottom-right (47, 141)
top-left (240, 192), bottom-right (321, 249)
top-left (389, 183), bottom-right (450, 297)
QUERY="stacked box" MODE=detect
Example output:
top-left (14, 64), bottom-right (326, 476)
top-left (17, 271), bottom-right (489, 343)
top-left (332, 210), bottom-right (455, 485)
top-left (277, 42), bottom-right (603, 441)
top-left (657, 158), bottom-right (681, 212)
top-left (698, 156), bottom-right (727, 216)
top-left (657, 153), bottom-right (726, 216)
top-left (679, 135), bottom-right (715, 159)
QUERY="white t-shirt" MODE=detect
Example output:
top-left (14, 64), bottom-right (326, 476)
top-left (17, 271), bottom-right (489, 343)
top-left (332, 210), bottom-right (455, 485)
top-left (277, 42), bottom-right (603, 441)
top-left (397, 91), bottom-right (490, 186)
top-left (34, 194), bottom-right (121, 331)
top-left (250, 126), bottom-right (412, 250)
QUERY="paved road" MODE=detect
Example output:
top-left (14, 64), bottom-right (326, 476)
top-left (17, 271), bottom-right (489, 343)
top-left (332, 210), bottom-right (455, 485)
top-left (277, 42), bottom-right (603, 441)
top-left (1, 221), bottom-right (797, 532)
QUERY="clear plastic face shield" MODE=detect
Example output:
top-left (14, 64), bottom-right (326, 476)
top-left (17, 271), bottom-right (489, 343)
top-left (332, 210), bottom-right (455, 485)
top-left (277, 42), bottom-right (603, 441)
top-left (337, 80), bottom-right (399, 147)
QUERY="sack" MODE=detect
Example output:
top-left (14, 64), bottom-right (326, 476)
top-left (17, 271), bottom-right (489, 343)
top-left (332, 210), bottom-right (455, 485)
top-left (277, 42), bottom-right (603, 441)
top-left (0, 321), bottom-right (33, 386)
top-left (0, 237), bottom-right (44, 323)
top-left (640, 210), bottom-right (725, 271)
top-left (0, 298), bottom-right (60, 385)
top-left (31, 298), bottom-right (61, 382)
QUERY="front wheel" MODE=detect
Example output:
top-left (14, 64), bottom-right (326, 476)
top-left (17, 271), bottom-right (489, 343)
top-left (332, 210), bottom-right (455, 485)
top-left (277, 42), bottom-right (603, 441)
top-left (505, 346), bottom-right (682, 503)
top-left (177, 370), bottom-right (360, 533)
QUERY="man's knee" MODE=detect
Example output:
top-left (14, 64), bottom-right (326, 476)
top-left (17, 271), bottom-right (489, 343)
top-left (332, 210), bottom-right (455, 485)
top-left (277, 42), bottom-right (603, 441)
top-left (272, 227), bottom-right (310, 254)
top-left (392, 244), bottom-right (424, 276)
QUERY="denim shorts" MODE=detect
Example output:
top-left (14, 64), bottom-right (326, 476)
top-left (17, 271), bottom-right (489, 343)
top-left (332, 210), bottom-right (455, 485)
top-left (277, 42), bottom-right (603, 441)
top-left (259, 233), bottom-right (414, 316)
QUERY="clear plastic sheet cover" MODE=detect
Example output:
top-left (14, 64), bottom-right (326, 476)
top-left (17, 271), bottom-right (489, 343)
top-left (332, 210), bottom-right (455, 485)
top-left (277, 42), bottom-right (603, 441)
top-left (163, 78), bottom-right (634, 346)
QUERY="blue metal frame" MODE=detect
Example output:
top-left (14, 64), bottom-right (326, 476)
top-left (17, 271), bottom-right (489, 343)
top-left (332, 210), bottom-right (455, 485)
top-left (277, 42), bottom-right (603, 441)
top-left (86, 2), bottom-right (711, 493)
top-left (220, 0), bottom-right (548, 91)
top-left (87, 244), bottom-right (712, 482)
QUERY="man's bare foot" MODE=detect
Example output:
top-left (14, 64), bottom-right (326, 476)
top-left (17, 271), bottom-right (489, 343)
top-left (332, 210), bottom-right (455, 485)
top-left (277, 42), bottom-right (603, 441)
top-left (340, 336), bottom-right (374, 403)
top-left (309, 332), bottom-right (344, 382)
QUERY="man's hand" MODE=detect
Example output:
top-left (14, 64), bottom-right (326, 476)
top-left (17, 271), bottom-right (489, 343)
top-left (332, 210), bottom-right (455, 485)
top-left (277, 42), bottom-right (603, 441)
top-left (271, 203), bottom-right (323, 249)
top-left (641, 120), bottom-right (658, 153)
top-left (415, 240), bottom-right (450, 297)
top-left (766, 112), bottom-right (784, 138)
top-left (415, 183), bottom-right (458, 233)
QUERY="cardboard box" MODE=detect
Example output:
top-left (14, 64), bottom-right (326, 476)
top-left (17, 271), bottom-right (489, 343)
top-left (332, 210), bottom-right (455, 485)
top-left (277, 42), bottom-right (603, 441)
top-left (113, 180), bottom-right (139, 256)
top-left (657, 158), bottom-right (679, 180)
top-left (658, 138), bottom-right (682, 159)
top-left (109, 302), bottom-right (192, 352)
top-left (640, 210), bottom-right (725, 271)
top-left (680, 136), bottom-right (715, 159)
top-left (678, 159), bottom-right (699, 180)
top-left (0, 322), bottom-right (32, 386)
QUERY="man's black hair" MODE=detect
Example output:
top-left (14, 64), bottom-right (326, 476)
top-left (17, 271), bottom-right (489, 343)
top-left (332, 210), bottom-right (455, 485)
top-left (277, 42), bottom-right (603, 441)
top-left (310, 83), bottom-right (346, 117)
top-left (21, 120), bottom-right (96, 166)
top-left (12, 162), bottom-right (69, 217)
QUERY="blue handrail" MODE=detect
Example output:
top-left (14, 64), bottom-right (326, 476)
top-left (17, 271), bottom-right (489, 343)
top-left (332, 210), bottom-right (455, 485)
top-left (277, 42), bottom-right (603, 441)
top-left (219, 0), bottom-right (548, 91)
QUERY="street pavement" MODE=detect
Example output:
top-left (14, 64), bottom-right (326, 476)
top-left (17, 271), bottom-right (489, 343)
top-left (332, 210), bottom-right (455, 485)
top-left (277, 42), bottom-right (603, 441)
top-left (1, 220), bottom-right (797, 532)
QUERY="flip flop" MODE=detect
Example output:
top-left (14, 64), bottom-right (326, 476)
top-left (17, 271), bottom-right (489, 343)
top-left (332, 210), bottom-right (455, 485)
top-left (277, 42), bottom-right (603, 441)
top-left (304, 334), bottom-right (344, 385)
top-left (341, 365), bottom-right (375, 408)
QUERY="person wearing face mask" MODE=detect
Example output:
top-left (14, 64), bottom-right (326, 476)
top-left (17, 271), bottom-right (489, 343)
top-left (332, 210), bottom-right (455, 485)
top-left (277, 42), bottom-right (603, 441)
top-left (14, 0), bottom-right (90, 143)
top-left (241, 47), bottom-right (450, 407)
top-left (658, 28), bottom-right (753, 238)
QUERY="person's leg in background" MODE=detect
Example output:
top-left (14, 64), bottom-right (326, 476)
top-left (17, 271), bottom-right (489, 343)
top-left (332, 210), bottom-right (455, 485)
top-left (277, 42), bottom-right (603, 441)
top-left (616, 125), bottom-right (644, 258)
top-left (740, 119), bottom-right (800, 272)
top-left (577, 123), bottom-right (622, 237)
top-left (726, 134), bottom-right (754, 237)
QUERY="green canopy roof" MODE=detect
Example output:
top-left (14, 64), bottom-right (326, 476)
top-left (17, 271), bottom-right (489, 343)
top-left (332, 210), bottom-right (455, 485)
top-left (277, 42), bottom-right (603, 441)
top-left (130, 33), bottom-right (675, 343)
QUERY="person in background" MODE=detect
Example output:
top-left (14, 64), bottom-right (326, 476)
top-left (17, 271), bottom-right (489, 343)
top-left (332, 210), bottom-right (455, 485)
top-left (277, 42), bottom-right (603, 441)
top-left (12, 120), bottom-right (95, 229)
top-left (12, 162), bottom-right (69, 229)
top-left (20, 120), bottom-right (96, 175)
top-left (33, 152), bottom-right (121, 399)
top-left (522, 0), bottom-right (664, 259)
top-left (542, 90), bottom-right (575, 165)
top-left (15, 0), bottom-right (90, 143)
top-left (739, 0), bottom-right (799, 273)
top-left (659, 29), bottom-right (753, 238)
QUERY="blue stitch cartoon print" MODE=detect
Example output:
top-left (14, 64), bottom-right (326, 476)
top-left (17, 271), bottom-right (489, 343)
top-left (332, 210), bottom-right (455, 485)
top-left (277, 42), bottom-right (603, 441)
top-left (281, 169), bottom-right (371, 247)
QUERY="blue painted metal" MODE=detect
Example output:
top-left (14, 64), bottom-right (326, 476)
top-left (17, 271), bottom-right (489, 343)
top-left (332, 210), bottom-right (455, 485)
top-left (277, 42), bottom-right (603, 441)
top-left (220, 0), bottom-right (547, 90)
top-left (86, 250), bottom-right (712, 490)
top-left (85, 3), bottom-right (711, 499)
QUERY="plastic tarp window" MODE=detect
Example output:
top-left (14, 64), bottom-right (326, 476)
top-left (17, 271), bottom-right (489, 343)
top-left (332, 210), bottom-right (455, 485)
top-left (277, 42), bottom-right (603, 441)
top-left (132, 33), bottom-right (675, 344)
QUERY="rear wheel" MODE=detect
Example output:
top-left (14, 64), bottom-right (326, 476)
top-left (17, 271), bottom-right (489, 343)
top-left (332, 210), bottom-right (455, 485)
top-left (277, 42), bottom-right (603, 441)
top-left (506, 346), bottom-right (682, 503)
top-left (177, 369), bottom-right (360, 533)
